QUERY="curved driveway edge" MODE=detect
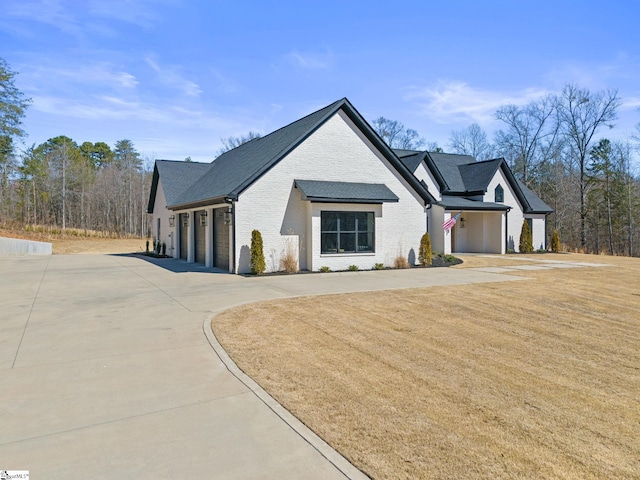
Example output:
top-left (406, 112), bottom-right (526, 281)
top-left (203, 315), bottom-right (368, 480)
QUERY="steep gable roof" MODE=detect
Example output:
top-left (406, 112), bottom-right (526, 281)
top-left (426, 152), bottom-right (476, 193)
top-left (403, 150), bottom-right (552, 214)
top-left (147, 159), bottom-right (211, 213)
top-left (167, 98), bottom-right (434, 209)
top-left (458, 158), bottom-right (502, 193)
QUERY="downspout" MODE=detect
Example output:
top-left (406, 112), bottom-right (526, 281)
top-left (229, 199), bottom-right (236, 274)
top-left (425, 203), bottom-right (432, 233)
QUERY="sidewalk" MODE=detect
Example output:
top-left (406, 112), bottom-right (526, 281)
top-left (0, 254), bottom-right (527, 478)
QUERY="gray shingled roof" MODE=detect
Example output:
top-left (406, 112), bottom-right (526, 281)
top-left (147, 160), bottom-right (211, 213)
top-left (295, 179), bottom-right (399, 203)
top-left (427, 152), bottom-right (475, 192)
top-left (458, 159), bottom-right (502, 192)
top-left (439, 195), bottom-right (510, 211)
top-left (516, 179), bottom-right (554, 213)
top-left (395, 149), bottom-right (427, 173)
top-left (160, 98), bottom-right (433, 209)
top-left (170, 99), bottom-right (345, 208)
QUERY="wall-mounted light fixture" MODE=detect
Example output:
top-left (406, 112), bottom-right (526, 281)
top-left (224, 208), bottom-right (232, 225)
top-left (168, 215), bottom-right (175, 227)
top-left (460, 217), bottom-right (467, 228)
top-left (200, 211), bottom-right (208, 227)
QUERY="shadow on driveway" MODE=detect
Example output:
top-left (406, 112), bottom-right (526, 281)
top-left (110, 253), bottom-right (231, 274)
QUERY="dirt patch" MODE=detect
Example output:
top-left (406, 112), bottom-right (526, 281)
top-left (213, 253), bottom-right (640, 480)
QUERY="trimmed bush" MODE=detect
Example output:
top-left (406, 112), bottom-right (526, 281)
top-left (319, 266), bottom-right (331, 273)
top-left (519, 220), bottom-right (533, 253)
top-left (418, 232), bottom-right (432, 266)
top-left (250, 229), bottom-right (266, 274)
top-left (348, 264), bottom-right (359, 271)
top-left (373, 263), bottom-right (384, 270)
top-left (551, 229), bottom-right (561, 253)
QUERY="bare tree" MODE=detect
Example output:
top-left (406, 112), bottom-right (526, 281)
top-left (555, 84), bottom-right (620, 250)
top-left (217, 131), bottom-right (261, 156)
top-left (448, 123), bottom-right (493, 160)
top-left (371, 117), bottom-right (426, 150)
top-left (494, 96), bottom-right (559, 184)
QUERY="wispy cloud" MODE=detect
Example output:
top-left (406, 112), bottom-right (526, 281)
top-left (545, 54), bottom-right (640, 91)
top-left (286, 50), bottom-right (333, 70)
top-left (406, 81), bottom-right (550, 125)
top-left (3, 0), bottom-right (82, 36)
top-left (146, 57), bottom-right (202, 97)
top-left (1, 0), bottom-right (164, 39)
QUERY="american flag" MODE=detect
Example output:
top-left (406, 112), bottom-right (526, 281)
top-left (442, 212), bottom-right (461, 233)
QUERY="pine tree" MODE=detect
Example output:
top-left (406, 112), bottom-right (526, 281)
top-left (418, 232), bottom-right (432, 266)
top-left (519, 220), bottom-right (534, 253)
top-left (250, 229), bottom-right (266, 274)
top-left (551, 229), bottom-right (561, 253)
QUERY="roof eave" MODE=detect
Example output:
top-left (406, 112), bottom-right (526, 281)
top-left (167, 194), bottom-right (236, 211)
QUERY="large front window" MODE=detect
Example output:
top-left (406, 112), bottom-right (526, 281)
top-left (321, 211), bottom-right (374, 254)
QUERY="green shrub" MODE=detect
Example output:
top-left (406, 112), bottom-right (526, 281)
top-left (319, 266), bottom-right (331, 273)
top-left (250, 229), bottom-right (266, 274)
top-left (373, 263), bottom-right (384, 270)
top-left (551, 229), bottom-right (561, 253)
top-left (519, 220), bottom-right (533, 253)
top-left (418, 232), bottom-right (432, 266)
top-left (348, 264), bottom-right (359, 271)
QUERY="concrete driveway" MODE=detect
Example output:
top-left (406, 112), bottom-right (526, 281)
top-left (0, 254), bottom-right (526, 478)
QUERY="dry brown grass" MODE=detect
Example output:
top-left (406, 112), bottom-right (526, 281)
top-left (0, 227), bottom-right (146, 254)
top-left (213, 253), bottom-right (640, 480)
top-left (394, 255), bottom-right (410, 269)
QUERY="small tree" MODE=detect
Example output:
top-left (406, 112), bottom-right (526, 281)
top-left (250, 229), bottom-right (266, 274)
top-left (551, 229), bottom-right (561, 253)
top-left (418, 232), bottom-right (432, 266)
top-left (519, 220), bottom-right (534, 253)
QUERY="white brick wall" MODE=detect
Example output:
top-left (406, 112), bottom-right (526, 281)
top-left (234, 110), bottom-right (426, 273)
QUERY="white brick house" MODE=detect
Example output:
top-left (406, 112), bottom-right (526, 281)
top-left (148, 98), bottom-right (553, 272)
top-left (148, 99), bottom-right (434, 273)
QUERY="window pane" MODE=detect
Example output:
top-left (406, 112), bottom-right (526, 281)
top-left (357, 231), bottom-right (374, 252)
top-left (340, 213), bottom-right (355, 231)
top-left (340, 233), bottom-right (356, 252)
top-left (321, 212), bottom-right (338, 231)
top-left (321, 233), bottom-right (338, 253)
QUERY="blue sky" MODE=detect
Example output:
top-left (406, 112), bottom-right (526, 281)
top-left (2, 0), bottom-right (639, 165)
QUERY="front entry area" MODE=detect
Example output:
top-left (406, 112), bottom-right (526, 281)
top-left (451, 211), bottom-right (503, 254)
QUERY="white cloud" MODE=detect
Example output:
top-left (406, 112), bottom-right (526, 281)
top-left (145, 57), bottom-right (202, 97)
top-left (406, 81), bottom-right (550, 126)
top-left (286, 50), bottom-right (332, 69)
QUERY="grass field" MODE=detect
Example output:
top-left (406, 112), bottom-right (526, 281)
top-left (0, 227), bottom-right (146, 254)
top-left (213, 254), bottom-right (640, 479)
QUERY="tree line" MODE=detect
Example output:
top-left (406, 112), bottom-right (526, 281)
top-left (2, 56), bottom-right (639, 253)
top-left (374, 84), bottom-right (640, 257)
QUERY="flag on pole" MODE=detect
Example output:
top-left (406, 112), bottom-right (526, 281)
top-left (442, 212), bottom-right (461, 233)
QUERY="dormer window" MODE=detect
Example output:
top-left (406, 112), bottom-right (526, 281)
top-left (495, 184), bottom-right (504, 203)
